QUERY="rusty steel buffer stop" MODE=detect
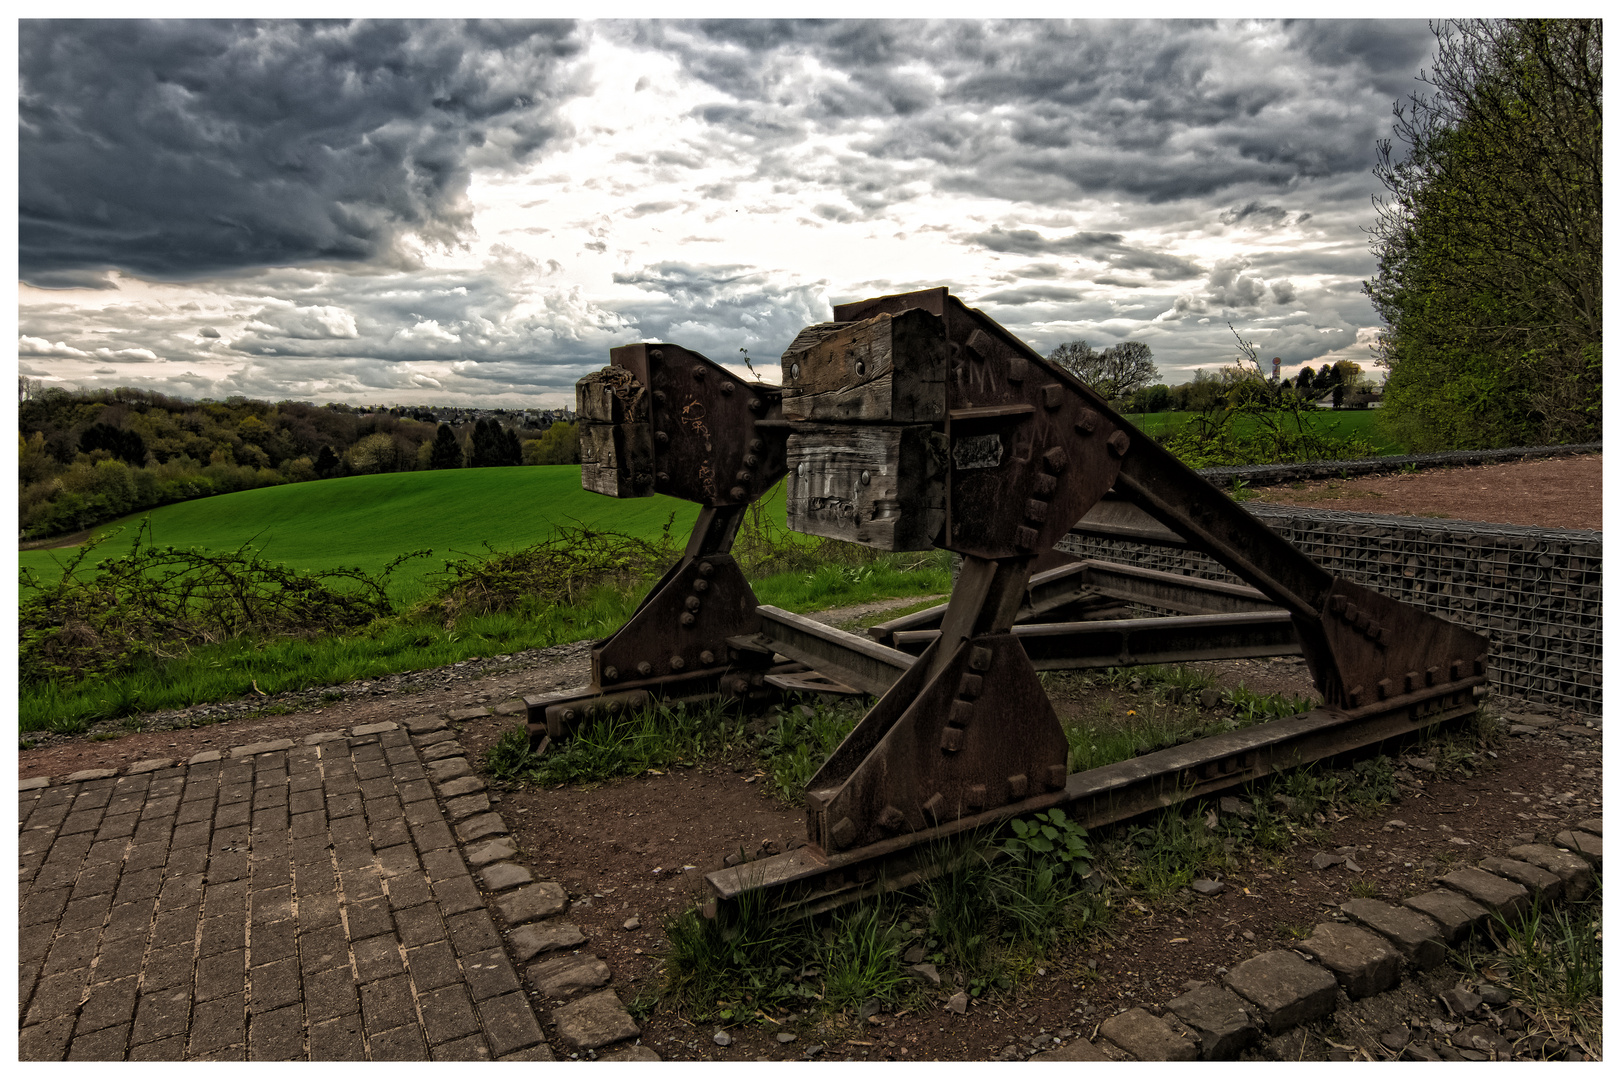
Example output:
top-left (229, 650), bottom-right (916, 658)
top-left (537, 286), bottom-right (1491, 917)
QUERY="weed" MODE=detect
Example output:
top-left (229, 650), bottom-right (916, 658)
top-left (1452, 884), bottom-right (1603, 1044)
top-left (759, 699), bottom-right (862, 804)
top-left (661, 888), bottom-right (817, 1021)
top-left (19, 739), bottom-right (35, 751)
top-left (821, 902), bottom-right (910, 1010)
top-left (1275, 922), bottom-right (1312, 941)
top-left (1349, 879), bottom-right (1384, 899)
top-left (483, 699), bottom-right (747, 789)
top-left (1002, 808), bottom-right (1093, 886)
top-left (1224, 685), bottom-right (1314, 723)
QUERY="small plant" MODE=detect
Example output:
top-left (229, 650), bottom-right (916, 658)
top-left (759, 699), bottom-right (861, 804)
top-left (821, 901), bottom-right (910, 1010)
top-left (1349, 878), bottom-right (1384, 899)
top-left (1002, 808), bottom-right (1093, 885)
top-left (1231, 477), bottom-right (1258, 501)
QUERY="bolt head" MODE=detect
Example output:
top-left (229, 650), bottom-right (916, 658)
top-left (860, 470), bottom-right (871, 485)
top-left (746, 398), bottom-right (763, 412)
top-left (650, 348), bottom-right (664, 360)
top-left (602, 666), bottom-right (618, 682)
top-left (685, 596), bottom-right (702, 612)
top-left (693, 578), bottom-right (709, 593)
top-left (669, 656), bottom-right (686, 671)
top-left (697, 561), bottom-right (714, 576)
top-left (789, 363), bottom-right (801, 379)
top-left (691, 364), bottom-right (705, 379)
top-left (637, 661), bottom-right (653, 677)
top-left (743, 453), bottom-right (759, 468)
top-left (730, 485), bottom-right (748, 500)
top-left (699, 650), bottom-right (716, 665)
top-left (720, 381), bottom-right (735, 394)
top-left (680, 612), bottom-right (697, 626)
top-left (655, 431), bottom-right (669, 444)
top-left (855, 360), bottom-right (866, 376)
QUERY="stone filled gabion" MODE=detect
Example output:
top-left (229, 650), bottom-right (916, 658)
top-left (1061, 505), bottom-right (1601, 714)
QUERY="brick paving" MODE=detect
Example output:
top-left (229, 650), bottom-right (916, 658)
top-left (16, 717), bottom-right (597, 1061)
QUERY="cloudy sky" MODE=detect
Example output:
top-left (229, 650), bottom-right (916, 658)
top-left (16, 16), bottom-right (1443, 408)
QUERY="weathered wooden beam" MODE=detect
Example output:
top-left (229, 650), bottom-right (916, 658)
top-left (785, 424), bottom-right (947, 551)
top-left (579, 421), bottom-right (654, 498)
top-left (780, 308), bottom-right (947, 424)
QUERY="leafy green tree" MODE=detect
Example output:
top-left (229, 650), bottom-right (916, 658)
top-left (1366, 19), bottom-right (1601, 449)
top-left (428, 423), bottom-right (464, 469)
top-left (522, 421), bottom-right (580, 465)
top-left (1048, 340), bottom-right (1160, 401)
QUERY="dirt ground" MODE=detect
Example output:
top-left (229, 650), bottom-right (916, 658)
top-left (1247, 453), bottom-right (1602, 531)
top-left (16, 453), bottom-right (1604, 1060)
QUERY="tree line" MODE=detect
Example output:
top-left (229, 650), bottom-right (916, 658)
top-left (1367, 19), bottom-right (1600, 450)
top-left (18, 384), bottom-right (580, 540)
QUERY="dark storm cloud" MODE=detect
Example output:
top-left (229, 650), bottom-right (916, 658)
top-left (19, 19), bottom-right (585, 282)
top-left (626, 19), bottom-right (1435, 206)
top-left (966, 226), bottom-right (1202, 281)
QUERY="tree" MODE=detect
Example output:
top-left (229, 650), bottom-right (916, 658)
top-left (1047, 340), bottom-right (1160, 401)
top-left (428, 423), bottom-right (463, 469)
top-left (346, 432), bottom-right (399, 474)
top-left (522, 421), bottom-right (580, 465)
top-left (1366, 19), bottom-right (1601, 449)
top-left (314, 445), bottom-right (341, 478)
top-left (79, 422), bottom-right (147, 466)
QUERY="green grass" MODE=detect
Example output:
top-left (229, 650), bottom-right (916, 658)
top-left (19, 466), bottom-right (724, 603)
top-left (1125, 408), bottom-right (1406, 455)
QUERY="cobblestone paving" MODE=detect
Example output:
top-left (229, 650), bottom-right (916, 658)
top-left (18, 719), bottom-right (557, 1061)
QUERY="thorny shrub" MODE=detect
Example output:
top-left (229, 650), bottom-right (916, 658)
top-left (19, 519), bottom-right (422, 686)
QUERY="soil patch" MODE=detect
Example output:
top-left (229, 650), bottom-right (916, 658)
top-left (1249, 453), bottom-right (1601, 531)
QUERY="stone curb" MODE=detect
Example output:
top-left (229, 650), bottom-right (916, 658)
top-left (1046, 811), bottom-right (1602, 1062)
top-left (404, 716), bottom-right (650, 1061)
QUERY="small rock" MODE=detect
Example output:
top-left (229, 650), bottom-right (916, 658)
top-left (623, 917), bottom-right (641, 931)
top-left (908, 962), bottom-right (941, 986)
top-left (712, 1031), bottom-right (732, 1047)
top-left (859, 999), bottom-right (882, 1020)
top-left (1310, 851), bottom-right (1345, 870)
top-left (946, 991), bottom-right (969, 1015)
top-left (1219, 796), bottom-right (1255, 819)
top-left (776, 1031), bottom-right (797, 1044)
top-left (903, 945), bottom-right (926, 964)
top-left (1440, 985), bottom-right (1483, 1018)
top-left (1406, 756), bottom-right (1436, 773)
top-left (1379, 1026), bottom-right (1411, 1051)
top-left (1479, 986), bottom-right (1512, 1007)
top-left (1386, 819), bottom-right (1408, 829)
top-left (1198, 688), bottom-right (1223, 709)
top-left (1191, 878), bottom-right (1225, 896)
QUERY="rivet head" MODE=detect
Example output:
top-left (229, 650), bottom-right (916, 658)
top-left (789, 363), bottom-right (801, 379)
top-left (655, 431), bottom-right (669, 445)
top-left (656, 472), bottom-right (669, 483)
top-left (637, 661), bottom-right (653, 677)
top-left (855, 360), bottom-right (866, 376)
top-left (653, 390), bottom-right (667, 405)
top-left (860, 470), bottom-right (871, 486)
top-left (650, 348), bottom-right (664, 360)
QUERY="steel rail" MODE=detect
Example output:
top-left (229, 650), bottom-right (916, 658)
top-left (705, 679), bottom-right (1486, 919)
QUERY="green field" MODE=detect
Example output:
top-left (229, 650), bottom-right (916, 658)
top-left (19, 467), bottom-right (767, 601)
top-left (1124, 408), bottom-right (1404, 454)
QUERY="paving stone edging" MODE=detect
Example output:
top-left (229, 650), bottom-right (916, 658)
top-left (1033, 815), bottom-right (1602, 1062)
top-left (18, 708), bottom-right (654, 1062)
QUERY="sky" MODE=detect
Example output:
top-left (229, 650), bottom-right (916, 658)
top-left (15, 16), bottom-right (1447, 409)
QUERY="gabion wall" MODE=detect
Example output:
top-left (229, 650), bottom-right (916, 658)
top-left (1059, 505), bottom-right (1602, 715)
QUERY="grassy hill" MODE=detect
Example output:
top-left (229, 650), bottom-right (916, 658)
top-left (18, 467), bottom-right (794, 602)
